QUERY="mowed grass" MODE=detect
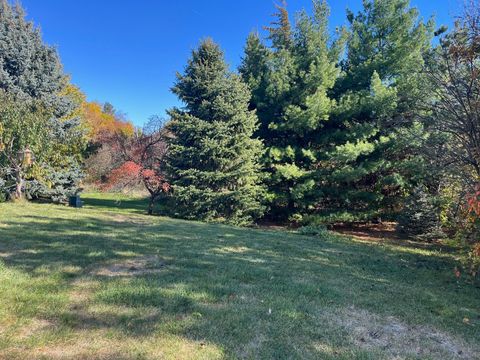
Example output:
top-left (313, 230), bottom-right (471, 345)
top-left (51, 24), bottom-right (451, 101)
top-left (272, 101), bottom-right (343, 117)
top-left (0, 193), bottom-right (479, 359)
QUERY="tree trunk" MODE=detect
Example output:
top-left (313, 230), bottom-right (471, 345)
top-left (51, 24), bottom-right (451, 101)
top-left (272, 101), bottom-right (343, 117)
top-left (148, 196), bottom-right (155, 215)
top-left (14, 166), bottom-right (23, 200)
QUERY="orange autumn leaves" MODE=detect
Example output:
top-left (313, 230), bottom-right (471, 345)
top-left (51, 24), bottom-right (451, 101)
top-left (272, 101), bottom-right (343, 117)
top-left (466, 187), bottom-right (480, 245)
top-left (82, 102), bottom-right (134, 139)
top-left (465, 185), bottom-right (480, 275)
top-left (62, 83), bottom-right (134, 140)
top-left (467, 185), bottom-right (480, 217)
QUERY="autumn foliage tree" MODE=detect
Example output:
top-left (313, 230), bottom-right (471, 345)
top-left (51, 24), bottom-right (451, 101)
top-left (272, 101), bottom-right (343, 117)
top-left (464, 185), bottom-right (480, 276)
top-left (103, 117), bottom-right (170, 214)
top-left (81, 101), bottom-right (135, 183)
top-left (467, 186), bottom-right (480, 217)
top-left (82, 102), bottom-right (134, 140)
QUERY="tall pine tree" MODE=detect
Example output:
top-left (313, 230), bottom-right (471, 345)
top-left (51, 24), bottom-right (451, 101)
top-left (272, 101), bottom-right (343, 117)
top-left (312, 0), bottom-right (435, 223)
top-left (240, 0), bottom-right (343, 220)
top-left (167, 39), bottom-right (265, 225)
top-left (241, 0), bottom-right (434, 224)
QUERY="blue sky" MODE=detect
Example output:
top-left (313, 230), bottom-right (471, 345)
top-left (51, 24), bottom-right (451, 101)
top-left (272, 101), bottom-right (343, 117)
top-left (21, 0), bottom-right (460, 126)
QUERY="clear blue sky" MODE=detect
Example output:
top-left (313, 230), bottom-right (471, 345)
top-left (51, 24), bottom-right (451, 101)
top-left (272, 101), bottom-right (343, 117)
top-left (21, 0), bottom-right (460, 126)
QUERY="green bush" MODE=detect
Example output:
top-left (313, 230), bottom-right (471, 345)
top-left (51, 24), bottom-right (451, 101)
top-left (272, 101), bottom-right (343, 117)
top-left (302, 210), bottom-right (380, 226)
top-left (298, 225), bottom-right (331, 237)
top-left (0, 179), bottom-right (7, 202)
top-left (397, 186), bottom-right (445, 241)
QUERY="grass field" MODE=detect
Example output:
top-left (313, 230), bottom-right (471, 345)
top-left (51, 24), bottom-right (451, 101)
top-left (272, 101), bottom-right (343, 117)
top-left (0, 193), bottom-right (479, 359)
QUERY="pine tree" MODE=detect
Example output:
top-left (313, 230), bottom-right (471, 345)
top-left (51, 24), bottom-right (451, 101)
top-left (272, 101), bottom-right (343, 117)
top-left (264, 0), bottom-right (292, 50)
top-left (397, 186), bottom-right (444, 241)
top-left (166, 39), bottom-right (265, 225)
top-left (311, 0), bottom-right (435, 223)
top-left (239, 33), bottom-right (271, 138)
top-left (240, 0), bottom-right (342, 220)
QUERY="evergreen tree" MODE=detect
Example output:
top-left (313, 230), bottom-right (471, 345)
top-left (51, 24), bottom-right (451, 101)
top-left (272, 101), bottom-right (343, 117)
top-left (0, 0), bottom-right (74, 117)
top-left (264, 0), bottom-right (292, 50)
top-left (240, 0), bottom-right (343, 220)
top-left (166, 39), bottom-right (265, 225)
top-left (239, 32), bottom-right (271, 137)
top-left (312, 0), bottom-right (435, 223)
top-left (241, 0), bottom-right (434, 223)
top-left (0, 0), bottom-right (85, 201)
top-left (397, 185), bottom-right (444, 241)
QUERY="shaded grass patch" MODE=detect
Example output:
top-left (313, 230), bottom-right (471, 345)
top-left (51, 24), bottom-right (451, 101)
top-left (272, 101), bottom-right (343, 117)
top-left (0, 194), bottom-right (478, 359)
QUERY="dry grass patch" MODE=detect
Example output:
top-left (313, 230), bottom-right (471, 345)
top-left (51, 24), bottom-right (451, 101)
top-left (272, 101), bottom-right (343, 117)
top-left (108, 213), bottom-right (152, 226)
top-left (16, 319), bottom-right (55, 341)
top-left (91, 256), bottom-right (166, 277)
top-left (26, 334), bottom-right (140, 360)
top-left (320, 306), bottom-right (477, 359)
top-left (8, 331), bottom-right (223, 360)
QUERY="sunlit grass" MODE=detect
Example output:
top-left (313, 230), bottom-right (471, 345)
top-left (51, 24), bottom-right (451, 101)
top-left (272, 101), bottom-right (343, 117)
top-left (0, 194), bottom-right (478, 359)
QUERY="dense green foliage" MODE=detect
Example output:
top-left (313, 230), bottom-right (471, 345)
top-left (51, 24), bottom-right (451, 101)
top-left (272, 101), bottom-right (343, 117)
top-left (0, 0), bottom-right (85, 202)
top-left (166, 39), bottom-right (265, 224)
top-left (0, 91), bottom-right (84, 202)
top-left (0, 92), bottom-right (51, 199)
top-left (240, 0), bottom-right (342, 221)
top-left (323, 0), bottom-right (434, 222)
top-left (397, 186), bottom-right (444, 240)
top-left (0, 0), bottom-right (73, 117)
top-left (1, 1), bottom-right (480, 357)
top-left (1, 0), bottom-right (479, 263)
top-left (241, 0), bottom-right (434, 224)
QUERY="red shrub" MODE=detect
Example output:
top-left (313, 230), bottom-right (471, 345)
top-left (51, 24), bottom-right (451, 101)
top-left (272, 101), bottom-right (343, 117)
top-left (467, 185), bottom-right (480, 216)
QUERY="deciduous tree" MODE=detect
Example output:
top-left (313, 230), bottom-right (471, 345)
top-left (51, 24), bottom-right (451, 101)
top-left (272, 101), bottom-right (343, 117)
top-left (425, 1), bottom-right (480, 183)
top-left (103, 117), bottom-right (170, 215)
top-left (0, 0), bottom-right (86, 201)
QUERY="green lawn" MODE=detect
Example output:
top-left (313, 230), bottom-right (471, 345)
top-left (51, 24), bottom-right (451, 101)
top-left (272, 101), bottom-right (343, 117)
top-left (0, 193), bottom-right (479, 359)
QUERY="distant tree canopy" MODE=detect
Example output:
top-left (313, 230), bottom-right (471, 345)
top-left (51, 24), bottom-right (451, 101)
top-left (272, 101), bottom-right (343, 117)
top-left (82, 101), bottom-right (134, 140)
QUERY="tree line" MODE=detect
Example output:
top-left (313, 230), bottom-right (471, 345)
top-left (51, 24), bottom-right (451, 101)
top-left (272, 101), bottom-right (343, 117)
top-left (0, 0), bottom-right (479, 274)
top-left (165, 0), bottom-right (479, 236)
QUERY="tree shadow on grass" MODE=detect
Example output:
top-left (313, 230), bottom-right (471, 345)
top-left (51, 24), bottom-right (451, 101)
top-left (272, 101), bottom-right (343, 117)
top-left (1, 209), bottom-right (479, 358)
top-left (82, 196), bottom-right (151, 214)
top-left (81, 193), bottom-right (170, 216)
